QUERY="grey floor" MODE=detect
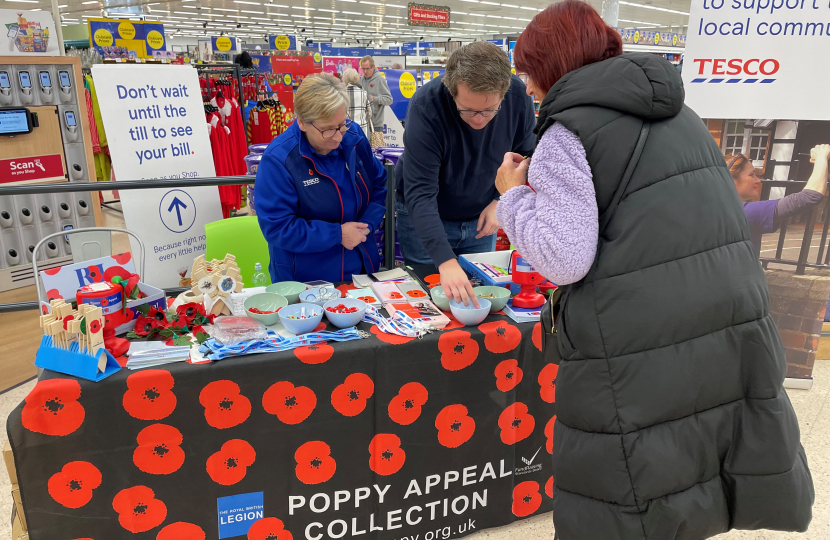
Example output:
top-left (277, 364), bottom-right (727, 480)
top-left (2, 361), bottom-right (829, 540)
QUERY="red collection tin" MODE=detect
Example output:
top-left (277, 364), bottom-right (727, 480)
top-left (76, 282), bottom-right (123, 315)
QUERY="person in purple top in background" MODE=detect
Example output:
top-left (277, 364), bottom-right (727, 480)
top-left (727, 146), bottom-right (829, 258)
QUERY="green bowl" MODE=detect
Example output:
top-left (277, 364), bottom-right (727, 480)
top-left (430, 285), bottom-right (451, 312)
top-left (266, 281), bottom-right (307, 304)
top-left (473, 286), bottom-right (511, 313)
top-left (244, 292), bottom-right (288, 326)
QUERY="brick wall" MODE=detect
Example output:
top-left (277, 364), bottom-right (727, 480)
top-left (765, 269), bottom-right (830, 379)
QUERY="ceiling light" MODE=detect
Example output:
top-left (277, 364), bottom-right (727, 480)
top-left (342, 10), bottom-right (362, 14)
top-left (519, 5), bottom-right (536, 10)
top-left (291, 14), bottom-right (311, 17)
top-left (486, 14), bottom-right (501, 18)
top-left (360, 0), bottom-right (382, 4)
top-left (240, 10), bottom-right (262, 13)
top-left (214, 8), bottom-right (237, 12)
top-left (58, 3), bottom-right (67, 6)
top-left (618, 18), bottom-right (661, 25)
top-left (234, 0), bottom-right (260, 3)
top-left (318, 8), bottom-right (338, 12)
top-left (227, 15), bottom-right (247, 18)
top-left (81, 1), bottom-right (99, 4)
top-left (292, 5), bottom-right (314, 9)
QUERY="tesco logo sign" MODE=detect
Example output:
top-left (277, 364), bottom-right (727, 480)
top-left (689, 58), bottom-right (779, 84)
top-left (693, 58), bottom-right (780, 76)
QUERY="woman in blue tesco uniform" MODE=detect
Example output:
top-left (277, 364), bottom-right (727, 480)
top-left (255, 73), bottom-right (388, 283)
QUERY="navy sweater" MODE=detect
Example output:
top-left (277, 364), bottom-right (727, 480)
top-left (395, 75), bottom-right (536, 266)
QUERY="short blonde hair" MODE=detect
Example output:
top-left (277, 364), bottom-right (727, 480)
top-left (360, 55), bottom-right (374, 67)
top-left (294, 73), bottom-right (348, 123)
top-left (342, 68), bottom-right (360, 85)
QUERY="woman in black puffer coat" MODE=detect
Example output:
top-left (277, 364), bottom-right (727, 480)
top-left (494, 2), bottom-right (814, 538)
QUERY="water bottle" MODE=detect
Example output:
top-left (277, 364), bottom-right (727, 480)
top-left (251, 262), bottom-right (268, 287)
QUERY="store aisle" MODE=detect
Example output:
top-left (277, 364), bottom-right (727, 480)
top-left (2, 362), bottom-right (830, 539)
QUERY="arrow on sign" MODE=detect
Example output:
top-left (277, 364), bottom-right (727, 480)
top-left (167, 197), bottom-right (188, 226)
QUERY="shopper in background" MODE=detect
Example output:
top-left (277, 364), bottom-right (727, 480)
top-left (234, 51), bottom-right (253, 69)
top-left (728, 147), bottom-right (828, 257)
top-left (359, 55), bottom-right (393, 148)
top-left (342, 68), bottom-right (371, 137)
top-left (396, 41), bottom-right (535, 307)
top-left (495, 1), bottom-right (814, 538)
top-left (255, 73), bottom-right (388, 284)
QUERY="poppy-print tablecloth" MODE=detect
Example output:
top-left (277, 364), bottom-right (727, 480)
top-left (8, 315), bottom-right (556, 540)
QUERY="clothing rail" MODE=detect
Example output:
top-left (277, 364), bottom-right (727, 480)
top-left (0, 168), bottom-right (400, 312)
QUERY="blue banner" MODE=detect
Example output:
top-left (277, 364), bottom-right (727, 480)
top-left (211, 36), bottom-right (237, 52)
top-left (487, 38), bottom-right (506, 48)
top-left (247, 54), bottom-right (273, 73)
top-left (382, 69), bottom-right (418, 120)
top-left (322, 47), bottom-right (401, 57)
top-left (268, 35), bottom-right (297, 51)
top-left (509, 40), bottom-right (515, 68)
top-left (88, 18), bottom-right (166, 59)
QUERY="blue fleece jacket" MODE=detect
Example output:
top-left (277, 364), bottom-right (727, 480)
top-left (255, 121), bottom-right (388, 283)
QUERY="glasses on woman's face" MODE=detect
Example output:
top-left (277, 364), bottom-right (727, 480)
top-left (310, 118), bottom-right (353, 139)
top-left (456, 105), bottom-right (502, 118)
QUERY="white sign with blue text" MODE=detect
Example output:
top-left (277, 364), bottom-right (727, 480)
top-left (683, 0), bottom-right (830, 119)
top-left (91, 65), bottom-right (223, 288)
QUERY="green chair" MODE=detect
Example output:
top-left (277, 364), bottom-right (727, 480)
top-left (205, 216), bottom-right (271, 286)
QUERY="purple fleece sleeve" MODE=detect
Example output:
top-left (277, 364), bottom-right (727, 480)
top-left (496, 123), bottom-right (598, 285)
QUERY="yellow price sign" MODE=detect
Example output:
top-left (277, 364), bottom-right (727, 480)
top-left (672, 34), bottom-right (678, 46)
top-left (215, 36), bottom-right (233, 52)
top-left (275, 35), bottom-right (291, 51)
top-left (93, 28), bottom-right (113, 47)
top-left (398, 71), bottom-right (416, 98)
top-left (313, 52), bottom-right (322, 63)
top-left (118, 22), bottom-right (136, 40)
top-left (654, 32), bottom-right (661, 45)
top-left (633, 30), bottom-right (640, 44)
top-left (283, 74), bottom-right (292, 85)
top-left (146, 30), bottom-right (164, 50)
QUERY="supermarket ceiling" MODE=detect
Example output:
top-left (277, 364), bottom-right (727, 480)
top-left (0, 0), bottom-right (692, 42)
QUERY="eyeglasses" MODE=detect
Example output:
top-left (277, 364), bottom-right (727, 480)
top-left (311, 118), bottom-right (353, 139)
top-left (456, 105), bottom-right (502, 118)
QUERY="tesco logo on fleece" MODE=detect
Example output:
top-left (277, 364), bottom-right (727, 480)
top-left (690, 58), bottom-right (780, 83)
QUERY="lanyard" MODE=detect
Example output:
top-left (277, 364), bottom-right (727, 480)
top-left (200, 328), bottom-right (363, 360)
top-left (362, 305), bottom-right (431, 338)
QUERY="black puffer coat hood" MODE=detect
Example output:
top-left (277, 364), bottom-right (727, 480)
top-left (541, 54), bottom-right (815, 540)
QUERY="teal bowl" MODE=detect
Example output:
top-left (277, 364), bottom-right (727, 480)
top-left (473, 286), bottom-right (511, 313)
top-left (266, 281), bottom-right (307, 304)
top-left (278, 303), bottom-right (324, 334)
top-left (244, 292), bottom-right (288, 326)
top-left (430, 285), bottom-right (451, 311)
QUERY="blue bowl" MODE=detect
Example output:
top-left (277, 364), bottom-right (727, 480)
top-left (278, 303), bottom-right (324, 334)
top-left (449, 298), bottom-right (491, 326)
top-left (323, 298), bottom-right (367, 329)
top-left (299, 287), bottom-right (342, 307)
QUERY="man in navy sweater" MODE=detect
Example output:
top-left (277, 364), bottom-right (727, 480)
top-left (395, 41), bottom-right (536, 306)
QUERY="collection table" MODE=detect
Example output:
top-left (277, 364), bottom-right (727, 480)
top-left (8, 311), bottom-right (556, 540)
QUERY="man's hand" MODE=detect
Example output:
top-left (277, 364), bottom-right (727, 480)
top-left (476, 200), bottom-right (500, 240)
top-left (341, 222), bottom-right (370, 250)
top-left (495, 152), bottom-right (530, 196)
top-left (439, 259), bottom-right (480, 308)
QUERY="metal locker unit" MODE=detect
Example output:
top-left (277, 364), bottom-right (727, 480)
top-left (0, 57), bottom-right (101, 292)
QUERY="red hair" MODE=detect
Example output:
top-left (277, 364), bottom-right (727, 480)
top-left (514, 0), bottom-right (623, 94)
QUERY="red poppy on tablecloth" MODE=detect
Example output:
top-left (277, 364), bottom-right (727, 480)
top-left (47, 461), bottom-right (101, 508)
top-left (442, 312), bottom-right (464, 330)
top-left (112, 252), bottom-right (132, 265)
top-left (199, 380), bottom-right (252, 429)
top-left (123, 370), bottom-right (176, 421)
top-left (388, 382), bottom-right (428, 425)
top-left (545, 476), bottom-right (554, 498)
top-left (435, 404), bottom-right (475, 448)
top-left (247, 517), bottom-right (294, 540)
top-left (176, 302), bottom-right (207, 325)
top-left (335, 283), bottom-right (358, 296)
top-left (104, 265), bottom-right (131, 284)
top-left (498, 402), bottom-right (535, 445)
top-left (370, 325), bottom-right (415, 345)
top-left (157, 522), bottom-right (206, 540)
top-left (133, 424), bottom-right (185, 475)
top-left (369, 433), bottom-right (406, 476)
top-left (86, 265), bottom-right (103, 283)
top-left (494, 359), bottom-right (523, 392)
top-left (206, 439), bottom-right (256, 485)
top-left (538, 363), bottom-right (558, 403)
top-left (22, 378), bottom-right (85, 436)
top-left (546, 415), bottom-right (556, 454)
top-left (478, 321), bottom-right (521, 354)
top-left (112, 485), bottom-right (167, 533)
top-left (294, 441), bottom-right (336, 484)
top-left (331, 373), bottom-right (374, 417)
top-left (532, 322), bottom-right (542, 352)
top-left (512, 481), bottom-right (542, 517)
top-left (46, 288), bottom-right (63, 301)
top-left (262, 381), bottom-right (316, 424)
top-left (438, 331), bottom-right (479, 371)
top-left (293, 343), bottom-right (334, 364)
top-left (314, 321), bottom-right (327, 332)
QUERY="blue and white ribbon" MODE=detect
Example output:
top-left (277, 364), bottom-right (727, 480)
top-left (362, 305), bottom-right (431, 338)
top-left (200, 328), bottom-right (362, 360)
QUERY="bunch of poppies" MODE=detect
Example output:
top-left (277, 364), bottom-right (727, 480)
top-left (128, 302), bottom-right (214, 346)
